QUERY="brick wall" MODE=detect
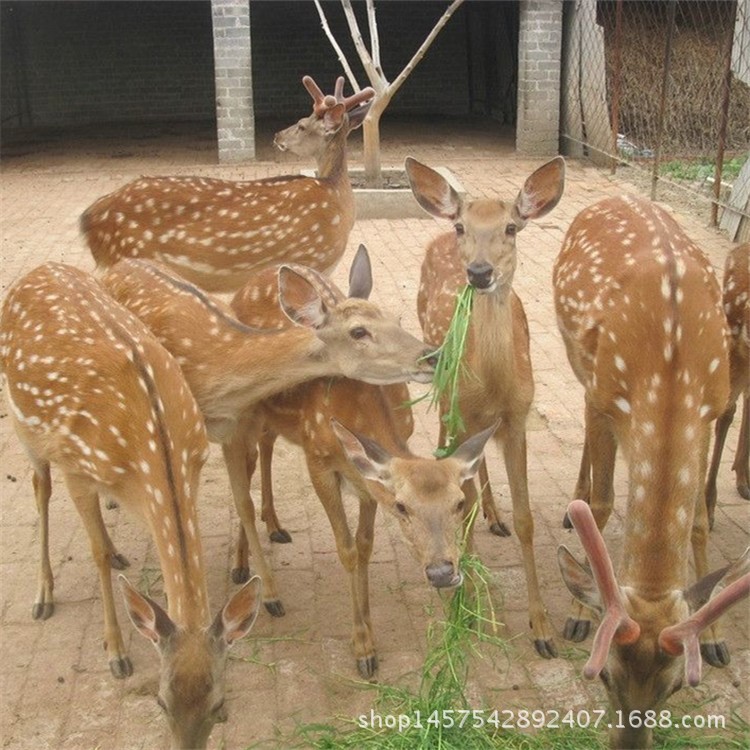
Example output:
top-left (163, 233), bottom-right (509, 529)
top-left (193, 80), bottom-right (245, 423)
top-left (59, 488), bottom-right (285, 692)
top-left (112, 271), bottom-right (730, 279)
top-left (516, 0), bottom-right (563, 156)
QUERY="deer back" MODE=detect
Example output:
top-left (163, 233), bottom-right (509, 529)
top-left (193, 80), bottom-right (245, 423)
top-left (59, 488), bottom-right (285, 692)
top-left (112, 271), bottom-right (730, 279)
top-left (723, 243), bottom-right (749, 401)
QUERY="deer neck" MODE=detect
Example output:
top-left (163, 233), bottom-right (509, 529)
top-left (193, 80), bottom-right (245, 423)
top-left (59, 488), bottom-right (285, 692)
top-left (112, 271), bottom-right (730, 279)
top-left (467, 290), bottom-right (516, 388)
top-left (315, 128), bottom-right (351, 188)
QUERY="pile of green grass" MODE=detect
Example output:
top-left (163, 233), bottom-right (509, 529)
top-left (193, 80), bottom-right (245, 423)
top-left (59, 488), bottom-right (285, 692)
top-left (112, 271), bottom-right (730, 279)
top-left (415, 284), bottom-right (475, 458)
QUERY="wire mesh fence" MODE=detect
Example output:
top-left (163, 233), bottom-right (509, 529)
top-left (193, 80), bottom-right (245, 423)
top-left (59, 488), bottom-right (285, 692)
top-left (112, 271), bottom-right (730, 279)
top-left (561, 0), bottom-right (750, 241)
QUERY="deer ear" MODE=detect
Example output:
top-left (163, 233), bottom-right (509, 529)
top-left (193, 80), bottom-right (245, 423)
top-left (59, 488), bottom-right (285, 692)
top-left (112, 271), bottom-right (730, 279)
top-left (346, 101), bottom-right (372, 130)
top-left (118, 574), bottom-right (176, 647)
top-left (323, 103), bottom-right (346, 135)
top-left (212, 576), bottom-right (261, 646)
top-left (331, 419), bottom-right (394, 487)
top-left (557, 547), bottom-right (603, 615)
top-left (405, 157), bottom-right (461, 221)
top-left (447, 422), bottom-right (497, 482)
top-left (278, 266), bottom-right (328, 328)
top-left (513, 156), bottom-right (566, 225)
top-left (348, 245), bottom-right (373, 300)
top-left (685, 546), bottom-right (750, 611)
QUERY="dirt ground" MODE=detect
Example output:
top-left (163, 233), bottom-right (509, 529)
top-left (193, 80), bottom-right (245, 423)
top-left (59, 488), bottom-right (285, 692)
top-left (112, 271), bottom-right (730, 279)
top-left (0, 117), bottom-right (748, 750)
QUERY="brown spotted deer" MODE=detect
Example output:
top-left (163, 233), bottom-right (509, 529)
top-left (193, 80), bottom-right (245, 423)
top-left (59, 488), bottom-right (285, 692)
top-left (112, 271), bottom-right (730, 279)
top-left (226, 257), bottom-right (494, 677)
top-left (706, 242), bottom-right (749, 525)
top-left (553, 195), bottom-right (749, 748)
top-left (81, 75), bottom-right (374, 292)
top-left (405, 155), bottom-right (565, 659)
top-left (100, 252), bottom-right (437, 619)
top-left (0, 263), bottom-right (261, 750)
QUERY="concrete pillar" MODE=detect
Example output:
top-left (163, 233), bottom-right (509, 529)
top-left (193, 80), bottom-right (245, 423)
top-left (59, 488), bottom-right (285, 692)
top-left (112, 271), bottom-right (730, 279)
top-left (211, 0), bottom-right (255, 163)
top-left (516, 0), bottom-right (563, 156)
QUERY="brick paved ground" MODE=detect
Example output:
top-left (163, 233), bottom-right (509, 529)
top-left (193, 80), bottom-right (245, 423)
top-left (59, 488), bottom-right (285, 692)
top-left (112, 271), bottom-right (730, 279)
top-left (1, 119), bottom-right (748, 749)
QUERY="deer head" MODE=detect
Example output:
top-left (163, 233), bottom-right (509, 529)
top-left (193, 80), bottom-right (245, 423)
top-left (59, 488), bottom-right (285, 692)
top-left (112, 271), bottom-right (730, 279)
top-left (332, 420), bottom-right (497, 588)
top-left (559, 500), bottom-right (750, 749)
top-left (405, 156), bottom-right (565, 298)
top-left (274, 75), bottom-right (374, 160)
top-left (120, 575), bottom-right (261, 750)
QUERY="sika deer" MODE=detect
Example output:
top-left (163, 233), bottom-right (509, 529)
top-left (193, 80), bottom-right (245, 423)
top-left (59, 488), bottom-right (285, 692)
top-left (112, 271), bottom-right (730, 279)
top-left (81, 76), bottom-right (374, 292)
top-left (227, 257), bottom-right (493, 677)
top-left (0, 264), bottom-right (261, 749)
top-left (405, 155), bottom-right (565, 659)
top-left (101, 252), bottom-right (437, 619)
top-left (706, 243), bottom-right (749, 525)
top-left (553, 195), bottom-right (747, 748)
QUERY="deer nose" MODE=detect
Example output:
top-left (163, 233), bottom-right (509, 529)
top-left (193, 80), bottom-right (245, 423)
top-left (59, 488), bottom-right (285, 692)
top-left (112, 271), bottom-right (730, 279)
top-left (425, 561), bottom-right (462, 589)
top-left (466, 262), bottom-right (494, 290)
top-left (421, 348), bottom-right (439, 369)
top-left (273, 133), bottom-right (287, 152)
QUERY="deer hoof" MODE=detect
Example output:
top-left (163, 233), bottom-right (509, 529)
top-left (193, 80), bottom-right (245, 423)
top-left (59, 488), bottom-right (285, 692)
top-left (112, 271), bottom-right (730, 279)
top-left (109, 552), bottom-right (130, 570)
top-left (701, 641), bottom-right (730, 667)
top-left (270, 529), bottom-right (293, 544)
top-left (216, 703), bottom-right (228, 723)
top-left (105, 498), bottom-right (119, 510)
top-left (264, 599), bottom-right (285, 617)
top-left (109, 655), bottom-right (134, 679)
top-left (489, 521), bottom-right (511, 537)
top-left (231, 567), bottom-right (250, 584)
top-left (357, 654), bottom-right (379, 679)
top-left (563, 617), bottom-right (591, 642)
top-left (32, 601), bottom-right (54, 620)
top-left (562, 511), bottom-right (573, 529)
top-left (534, 638), bottom-right (558, 659)
top-left (738, 481), bottom-right (750, 500)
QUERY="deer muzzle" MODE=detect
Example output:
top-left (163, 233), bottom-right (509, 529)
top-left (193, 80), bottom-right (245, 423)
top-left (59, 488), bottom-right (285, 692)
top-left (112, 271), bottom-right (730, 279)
top-left (466, 262), bottom-right (496, 293)
top-left (425, 560), bottom-right (463, 589)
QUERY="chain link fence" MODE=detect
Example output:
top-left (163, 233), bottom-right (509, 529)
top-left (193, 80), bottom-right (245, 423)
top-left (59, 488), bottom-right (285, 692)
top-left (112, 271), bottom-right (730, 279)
top-left (561, 0), bottom-right (750, 241)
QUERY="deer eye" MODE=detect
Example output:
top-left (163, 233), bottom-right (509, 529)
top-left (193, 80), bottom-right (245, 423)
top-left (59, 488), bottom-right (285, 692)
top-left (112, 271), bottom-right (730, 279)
top-left (505, 224), bottom-right (517, 236)
top-left (454, 223), bottom-right (465, 237)
top-left (395, 502), bottom-right (408, 516)
top-left (350, 326), bottom-right (369, 340)
top-left (455, 499), bottom-right (465, 514)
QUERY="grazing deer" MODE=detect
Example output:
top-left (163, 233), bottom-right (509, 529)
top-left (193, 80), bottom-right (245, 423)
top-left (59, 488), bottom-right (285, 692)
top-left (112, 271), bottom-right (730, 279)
top-left (706, 243), bottom-right (749, 526)
top-left (0, 263), bottom-right (261, 750)
top-left (553, 195), bottom-right (744, 748)
top-left (405, 155), bottom-right (566, 659)
top-left (81, 75), bottom-right (374, 292)
top-left (101, 251), bottom-right (437, 618)
top-left (227, 260), bottom-right (493, 677)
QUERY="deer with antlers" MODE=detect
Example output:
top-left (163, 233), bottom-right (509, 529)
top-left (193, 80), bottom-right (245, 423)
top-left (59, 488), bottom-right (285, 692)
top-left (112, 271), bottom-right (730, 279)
top-left (553, 195), bottom-right (749, 748)
top-left (706, 242), bottom-right (749, 526)
top-left (100, 250), bottom-right (437, 618)
top-left (405, 155), bottom-right (565, 659)
top-left (81, 76), bottom-right (374, 292)
top-left (0, 263), bottom-right (261, 749)
top-left (225, 258), bottom-right (495, 677)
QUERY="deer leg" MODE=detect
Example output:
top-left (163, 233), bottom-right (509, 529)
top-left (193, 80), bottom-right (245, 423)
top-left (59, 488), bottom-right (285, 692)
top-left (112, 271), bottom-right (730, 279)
top-left (478, 458), bottom-right (511, 537)
top-left (309, 462), bottom-right (377, 677)
top-left (32, 462), bottom-right (54, 620)
top-left (64, 475), bottom-right (132, 679)
top-left (502, 427), bottom-right (557, 659)
top-left (258, 428), bottom-right (292, 544)
top-left (733, 394), bottom-right (750, 500)
top-left (563, 437), bottom-right (591, 528)
top-left (222, 432), bottom-right (283, 617)
top-left (693, 427), bottom-right (730, 667)
top-left (705, 401), bottom-right (736, 530)
top-left (232, 439), bottom-right (257, 583)
top-left (564, 405), bottom-right (617, 643)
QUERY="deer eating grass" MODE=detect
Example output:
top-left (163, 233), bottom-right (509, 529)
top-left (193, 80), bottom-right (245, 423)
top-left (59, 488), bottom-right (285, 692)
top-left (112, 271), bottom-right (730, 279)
top-left (101, 251), bottom-right (437, 619)
top-left (0, 263), bottom-right (261, 750)
top-left (405, 155), bottom-right (566, 659)
top-left (81, 75), bottom-right (374, 292)
top-left (226, 258), bottom-right (495, 677)
top-left (706, 242), bottom-right (749, 526)
top-left (553, 195), bottom-right (749, 748)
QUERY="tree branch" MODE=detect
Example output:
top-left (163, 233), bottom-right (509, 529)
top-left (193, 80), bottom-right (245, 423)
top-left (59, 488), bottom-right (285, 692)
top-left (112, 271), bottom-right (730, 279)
top-left (341, 0), bottom-right (386, 93)
top-left (312, 0), bottom-right (362, 92)
top-left (388, 0), bottom-right (465, 99)
top-left (366, 0), bottom-right (382, 77)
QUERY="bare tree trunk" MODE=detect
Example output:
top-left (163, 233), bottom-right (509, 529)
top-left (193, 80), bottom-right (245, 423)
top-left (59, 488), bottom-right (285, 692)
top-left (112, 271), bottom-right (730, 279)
top-left (362, 96), bottom-right (389, 187)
